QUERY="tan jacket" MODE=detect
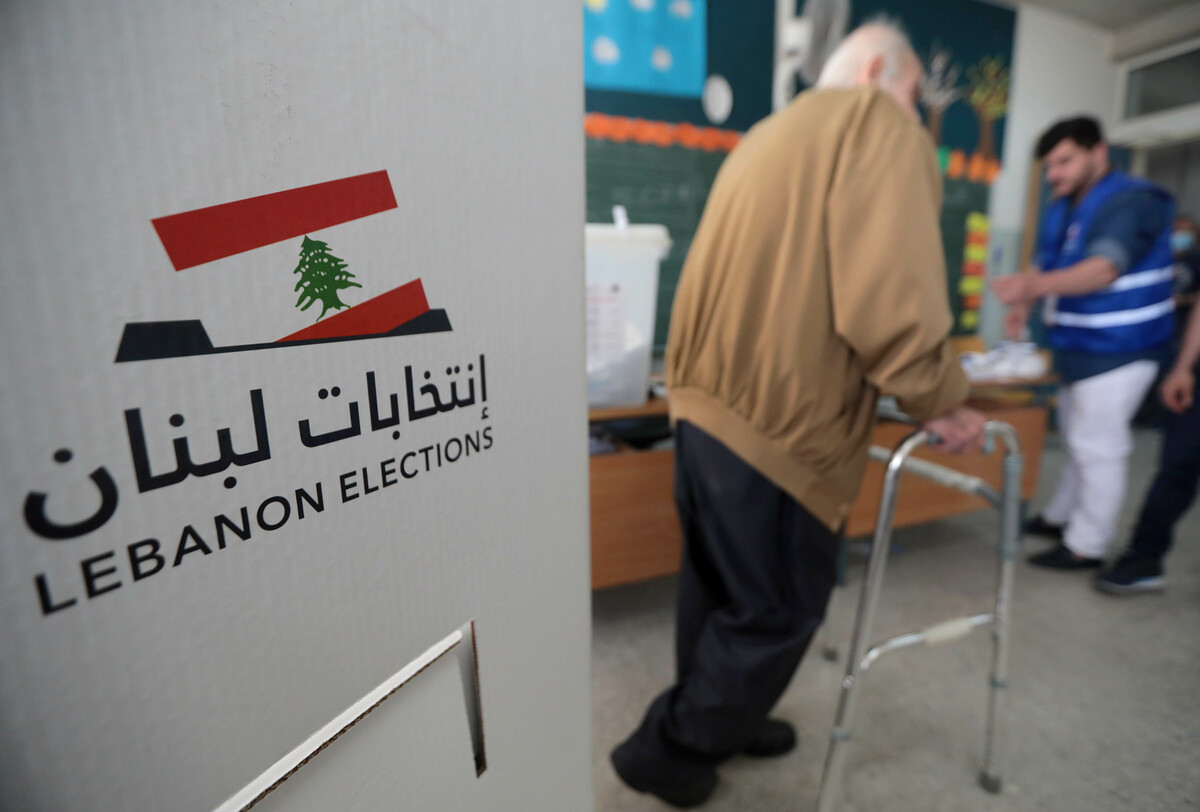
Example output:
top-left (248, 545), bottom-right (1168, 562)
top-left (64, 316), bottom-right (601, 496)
top-left (666, 87), bottom-right (970, 531)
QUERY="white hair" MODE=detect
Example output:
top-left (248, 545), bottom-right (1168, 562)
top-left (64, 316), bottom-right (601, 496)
top-left (816, 18), bottom-right (915, 90)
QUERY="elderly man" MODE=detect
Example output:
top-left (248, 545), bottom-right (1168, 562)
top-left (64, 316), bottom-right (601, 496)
top-left (610, 21), bottom-right (985, 808)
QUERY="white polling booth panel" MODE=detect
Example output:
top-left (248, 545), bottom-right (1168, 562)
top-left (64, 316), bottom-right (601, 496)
top-left (0, 2), bottom-right (591, 810)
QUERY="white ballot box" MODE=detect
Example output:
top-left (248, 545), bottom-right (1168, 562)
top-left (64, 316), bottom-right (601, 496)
top-left (585, 223), bottom-right (672, 408)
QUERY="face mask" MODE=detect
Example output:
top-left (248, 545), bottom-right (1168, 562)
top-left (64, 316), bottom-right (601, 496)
top-left (1172, 231), bottom-right (1197, 253)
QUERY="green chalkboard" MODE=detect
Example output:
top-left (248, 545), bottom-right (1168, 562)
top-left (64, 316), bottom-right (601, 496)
top-left (586, 138), bottom-right (728, 352)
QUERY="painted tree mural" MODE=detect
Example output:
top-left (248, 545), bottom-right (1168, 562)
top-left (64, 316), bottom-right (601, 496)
top-left (920, 45), bottom-right (961, 146)
top-left (966, 57), bottom-right (1009, 160)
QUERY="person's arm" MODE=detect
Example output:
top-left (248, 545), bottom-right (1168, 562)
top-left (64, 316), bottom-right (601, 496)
top-left (993, 256), bottom-right (1118, 305)
top-left (1163, 304), bottom-right (1200, 413)
top-left (1004, 301), bottom-right (1031, 340)
top-left (993, 189), bottom-right (1169, 306)
top-left (1001, 264), bottom-right (1039, 339)
top-left (1032, 256), bottom-right (1119, 296)
top-left (826, 91), bottom-right (980, 451)
top-left (998, 205), bottom-right (1056, 338)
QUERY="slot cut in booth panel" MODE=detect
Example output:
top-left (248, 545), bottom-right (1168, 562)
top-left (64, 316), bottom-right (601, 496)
top-left (212, 620), bottom-right (485, 812)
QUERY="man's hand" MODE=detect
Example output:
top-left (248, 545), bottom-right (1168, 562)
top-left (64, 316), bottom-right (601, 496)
top-left (1162, 366), bottom-right (1195, 414)
top-left (1003, 303), bottom-right (1030, 340)
top-left (923, 406), bottom-right (988, 454)
top-left (991, 273), bottom-right (1041, 306)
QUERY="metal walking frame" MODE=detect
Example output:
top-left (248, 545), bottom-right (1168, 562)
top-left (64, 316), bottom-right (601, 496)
top-left (815, 408), bottom-right (1024, 812)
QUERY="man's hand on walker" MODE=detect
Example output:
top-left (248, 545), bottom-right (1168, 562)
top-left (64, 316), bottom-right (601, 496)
top-left (923, 406), bottom-right (988, 454)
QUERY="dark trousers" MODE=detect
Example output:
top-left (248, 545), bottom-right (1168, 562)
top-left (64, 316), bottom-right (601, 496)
top-left (628, 421), bottom-right (839, 766)
top-left (1127, 393), bottom-right (1200, 562)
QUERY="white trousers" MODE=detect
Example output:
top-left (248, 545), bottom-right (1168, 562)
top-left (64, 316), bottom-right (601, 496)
top-left (1042, 360), bottom-right (1159, 559)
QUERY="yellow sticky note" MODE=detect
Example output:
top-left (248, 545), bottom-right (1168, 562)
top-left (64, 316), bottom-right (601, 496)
top-left (959, 276), bottom-right (984, 294)
top-left (960, 311), bottom-right (980, 330)
top-left (966, 245), bottom-right (988, 263)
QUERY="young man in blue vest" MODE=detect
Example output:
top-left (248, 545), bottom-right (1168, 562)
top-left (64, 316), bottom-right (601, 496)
top-left (993, 116), bottom-right (1176, 570)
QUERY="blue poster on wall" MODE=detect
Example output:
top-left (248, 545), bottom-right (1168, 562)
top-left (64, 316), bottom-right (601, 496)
top-left (584, 0), bottom-right (707, 99)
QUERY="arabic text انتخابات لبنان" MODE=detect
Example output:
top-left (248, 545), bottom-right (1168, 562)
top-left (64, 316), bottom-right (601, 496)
top-left (24, 356), bottom-right (491, 616)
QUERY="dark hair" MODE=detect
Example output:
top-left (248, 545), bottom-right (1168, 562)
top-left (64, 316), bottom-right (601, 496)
top-left (1036, 117), bottom-right (1103, 158)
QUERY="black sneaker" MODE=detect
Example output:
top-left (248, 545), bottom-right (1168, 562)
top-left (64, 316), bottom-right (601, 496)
top-left (1024, 515), bottom-right (1065, 540)
top-left (742, 718), bottom-right (796, 758)
top-left (611, 739), bottom-right (718, 808)
top-left (1094, 554), bottom-right (1166, 595)
top-left (1028, 544), bottom-right (1102, 570)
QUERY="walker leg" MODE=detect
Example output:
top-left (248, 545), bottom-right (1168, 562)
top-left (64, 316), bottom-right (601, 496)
top-left (979, 451), bottom-right (1022, 795)
top-left (816, 432), bottom-right (925, 812)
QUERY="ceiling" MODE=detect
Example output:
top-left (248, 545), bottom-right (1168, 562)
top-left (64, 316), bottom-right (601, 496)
top-left (1015, 0), bottom-right (1197, 30)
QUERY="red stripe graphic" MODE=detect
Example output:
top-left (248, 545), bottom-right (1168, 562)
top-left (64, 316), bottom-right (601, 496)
top-left (277, 279), bottom-right (430, 343)
top-left (152, 171), bottom-right (398, 271)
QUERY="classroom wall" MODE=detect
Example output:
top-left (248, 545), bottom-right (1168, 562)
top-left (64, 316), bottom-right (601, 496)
top-left (583, 0), bottom-right (1131, 349)
top-left (980, 2), bottom-right (1120, 345)
top-left (584, 0), bottom-right (774, 352)
top-left (585, 0), bottom-right (1017, 348)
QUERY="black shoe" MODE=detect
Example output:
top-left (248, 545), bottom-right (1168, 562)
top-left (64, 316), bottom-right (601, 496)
top-left (611, 739), bottom-right (718, 808)
top-left (742, 718), bottom-right (796, 757)
top-left (1094, 554), bottom-right (1166, 595)
top-left (1028, 544), bottom-right (1103, 570)
top-left (1024, 515), bottom-right (1065, 540)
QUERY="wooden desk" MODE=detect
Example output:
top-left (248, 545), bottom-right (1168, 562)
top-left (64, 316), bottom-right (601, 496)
top-left (589, 396), bottom-right (1047, 590)
top-left (589, 398), bottom-right (678, 589)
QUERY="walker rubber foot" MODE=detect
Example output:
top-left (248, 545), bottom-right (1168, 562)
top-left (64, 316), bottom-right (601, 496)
top-left (979, 771), bottom-right (1002, 794)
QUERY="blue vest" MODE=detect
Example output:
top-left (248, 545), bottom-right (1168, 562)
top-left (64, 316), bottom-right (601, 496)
top-left (1038, 171), bottom-right (1175, 354)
